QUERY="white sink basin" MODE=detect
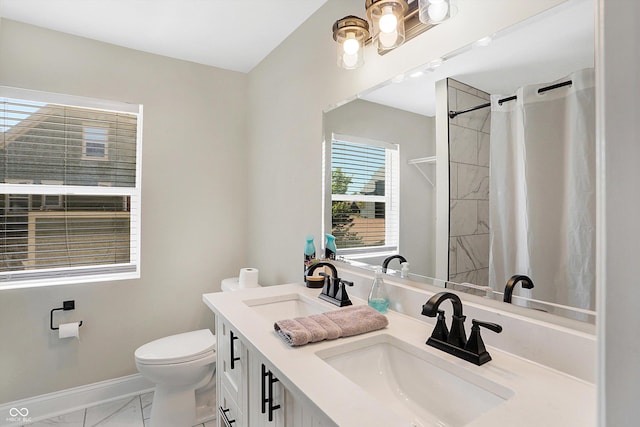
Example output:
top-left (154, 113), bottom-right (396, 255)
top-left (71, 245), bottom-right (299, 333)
top-left (316, 334), bottom-right (513, 427)
top-left (244, 293), bottom-right (329, 322)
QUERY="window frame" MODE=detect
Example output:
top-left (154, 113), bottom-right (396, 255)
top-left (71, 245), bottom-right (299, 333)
top-left (0, 86), bottom-right (143, 290)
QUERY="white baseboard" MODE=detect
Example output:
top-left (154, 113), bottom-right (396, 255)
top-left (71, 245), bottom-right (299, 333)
top-left (0, 374), bottom-right (154, 426)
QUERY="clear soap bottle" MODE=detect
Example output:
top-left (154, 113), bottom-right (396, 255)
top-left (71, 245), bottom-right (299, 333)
top-left (368, 266), bottom-right (390, 313)
top-left (401, 262), bottom-right (410, 279)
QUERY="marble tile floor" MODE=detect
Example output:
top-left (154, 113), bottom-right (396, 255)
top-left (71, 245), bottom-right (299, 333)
top-left (21, 392), bottom-right (215, 427)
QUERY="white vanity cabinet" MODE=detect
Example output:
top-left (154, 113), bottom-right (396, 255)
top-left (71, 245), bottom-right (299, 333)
top-left (216, 319), bottom-right (247, 426)
top-left (248, 353), bottom-right (286, 427)
top-left (216, 318), bottom-right (335, 427)
top-left (205, 285), bottom-right (596, 427)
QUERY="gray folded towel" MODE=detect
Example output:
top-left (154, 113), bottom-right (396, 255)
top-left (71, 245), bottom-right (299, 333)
top-left (274, 305), bottom-right (388, 347)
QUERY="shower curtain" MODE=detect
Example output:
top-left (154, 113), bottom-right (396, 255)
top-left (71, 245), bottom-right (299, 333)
top-left (488, 68), bottom-right (595, 311)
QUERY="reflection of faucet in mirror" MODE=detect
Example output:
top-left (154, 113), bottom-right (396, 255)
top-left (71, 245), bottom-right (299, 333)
top-left (381, 255), bottom-right (407, 273)
top-left (503, 275), bottom-right (535, 303)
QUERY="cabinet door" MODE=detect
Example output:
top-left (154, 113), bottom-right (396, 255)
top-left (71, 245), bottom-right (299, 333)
top-left (217, 320), bottom-right (246, 403)
top-left (248, 355), bottom-right (286, 427)
top-left (282, 387), bottom-right (336, 427)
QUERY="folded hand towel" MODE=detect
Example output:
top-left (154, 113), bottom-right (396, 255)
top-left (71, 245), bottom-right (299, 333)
top-left (324, 305), bottom-right (389, 337)
top-left (274, 305), bottom-right (388, 347)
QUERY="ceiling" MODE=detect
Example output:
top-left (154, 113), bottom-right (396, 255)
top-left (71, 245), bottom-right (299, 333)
top-left (360, 0), bottom-right (594, 116)
top-left (0, 0), bottom-right (328, 73)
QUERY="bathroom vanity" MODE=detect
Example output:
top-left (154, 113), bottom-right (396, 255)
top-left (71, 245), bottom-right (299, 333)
top-left (203, 280), bottom-right (595, 427)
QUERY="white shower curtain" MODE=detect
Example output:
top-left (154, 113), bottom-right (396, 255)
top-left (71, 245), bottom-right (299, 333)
top-left (488, 68), bottom-right (595, 311)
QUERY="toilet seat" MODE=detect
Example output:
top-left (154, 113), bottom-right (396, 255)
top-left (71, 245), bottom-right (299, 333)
top-left (135, 329), bottom-right (215, 365)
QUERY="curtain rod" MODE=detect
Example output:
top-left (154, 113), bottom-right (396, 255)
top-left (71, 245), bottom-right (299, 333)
top-left (448, 80), bottom-right (573, 119)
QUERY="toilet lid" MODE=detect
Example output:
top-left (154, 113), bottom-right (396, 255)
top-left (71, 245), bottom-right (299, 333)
top-left (135, 329), bottom-right (216, 365)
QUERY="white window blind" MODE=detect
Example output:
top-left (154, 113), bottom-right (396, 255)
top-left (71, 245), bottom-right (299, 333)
top-left (0, 86), bottom-right (142, 289)
top-left (330, 134), bottom-right (399, 255)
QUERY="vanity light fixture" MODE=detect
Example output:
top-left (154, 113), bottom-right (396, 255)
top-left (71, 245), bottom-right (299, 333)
top-left (365, 0), bottom-right (409, 51)
top-left (418, 0), bottom-right (458, 25)
top-left (332, 0), bottom-right (460, 69)
top-left (332, 16), bottom-right (370, 69)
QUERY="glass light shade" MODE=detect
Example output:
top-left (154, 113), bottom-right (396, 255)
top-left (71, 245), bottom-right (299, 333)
top-left (366, 0), bottom-right (408, 51)
top-left (332, 16), bottom-right (369, 70)
top-left (418, 0), bottom-right (458, 25)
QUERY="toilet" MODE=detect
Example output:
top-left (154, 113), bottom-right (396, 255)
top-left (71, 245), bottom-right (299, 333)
top-left (135, 275), bottom-right (261, 427)
top-left (135, 329), bottom-right (216, 427)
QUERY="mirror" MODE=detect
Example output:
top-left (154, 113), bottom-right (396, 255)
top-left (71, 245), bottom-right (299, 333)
top-left (323, 0), bottom-right (595, 321)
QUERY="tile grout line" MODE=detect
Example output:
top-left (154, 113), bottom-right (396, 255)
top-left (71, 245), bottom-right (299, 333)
top-left (139, 395), bottom-right (144, 426)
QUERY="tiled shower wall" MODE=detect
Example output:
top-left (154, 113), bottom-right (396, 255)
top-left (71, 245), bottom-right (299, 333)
top-left (447, 79), bottom-right (491, 287)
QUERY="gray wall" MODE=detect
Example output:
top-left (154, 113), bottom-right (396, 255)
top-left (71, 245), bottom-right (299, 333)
top-left (245, 0), bottom-right (560, 286)
top-left (0, 19), bottom-right (249, 402)
top-left (599, 1), bottom-right (640, 425)
top-left (323, 99), bottom-right (436, 277)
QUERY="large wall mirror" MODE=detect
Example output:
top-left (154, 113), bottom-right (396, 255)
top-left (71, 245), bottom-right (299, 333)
top-left (323, 0), bottom-right (595, 322)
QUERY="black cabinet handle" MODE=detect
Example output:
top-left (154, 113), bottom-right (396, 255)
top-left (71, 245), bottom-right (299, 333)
top-left (261, 363), bottom-right (267, 415)
top-left (261, 363), bottom-right (281, 422)
top-left (219, 407), bottom-right (236, 427)
top-left (230, 330), bottom-right (240, 370)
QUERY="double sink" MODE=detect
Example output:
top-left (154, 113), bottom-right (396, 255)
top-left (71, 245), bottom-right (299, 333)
top-left (244, 293), bottom-right (512, 427)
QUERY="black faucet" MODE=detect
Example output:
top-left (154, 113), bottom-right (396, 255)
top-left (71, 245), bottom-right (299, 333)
top-left (503, 274), bottom-right (535, 303)
top-left (421, 291), bottom-right (502, 365)
top-left (381, 254), bottom-right (407, 273)
top-left (305, 262), bottom-right (352, 307)
top-left (305, 262), bottom-right (338, 282)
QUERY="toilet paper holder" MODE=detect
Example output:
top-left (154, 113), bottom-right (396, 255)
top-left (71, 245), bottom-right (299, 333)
top-left (50, 300), bottom-right (83, 330)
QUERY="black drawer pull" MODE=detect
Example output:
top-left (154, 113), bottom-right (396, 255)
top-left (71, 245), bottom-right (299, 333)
top-left (261, 363), bottom-right (281, 422)
top-left (219, 406), bottom-right (236, 427)
top-left (230, 330), bottom-right (240, 370)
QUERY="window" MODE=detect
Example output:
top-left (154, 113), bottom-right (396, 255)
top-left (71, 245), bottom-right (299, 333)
top-left (0, 86), bottom-right (142, 289)
top-left (83, 126), bottom-right (108, 160)
top-left (328, 134), bottom-right (399, 257)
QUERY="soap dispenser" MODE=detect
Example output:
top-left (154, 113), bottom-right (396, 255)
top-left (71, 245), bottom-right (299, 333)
top-left (368, 266), bottom-right (390, 313)
top-left (304, 235), bottom-right (316, 267)
top-left (304, 235), bottom-right (316, 280)
top-left (325, 234), bottom-right (337, 260)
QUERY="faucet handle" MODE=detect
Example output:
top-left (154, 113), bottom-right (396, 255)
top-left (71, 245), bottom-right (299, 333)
top-left (472, 320), bottom-right (503, 334)
top-left (464, 319), bottom-right (503, 364)
top-left (334, 279), bottom-right (353, 306)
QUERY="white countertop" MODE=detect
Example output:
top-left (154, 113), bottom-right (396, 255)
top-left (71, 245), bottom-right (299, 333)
top-left (203, 284), bottom-right (595, 427)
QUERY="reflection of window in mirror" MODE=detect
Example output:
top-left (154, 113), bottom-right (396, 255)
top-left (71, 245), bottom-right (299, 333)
top-left (328, 134), bottom-right (399, 258)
